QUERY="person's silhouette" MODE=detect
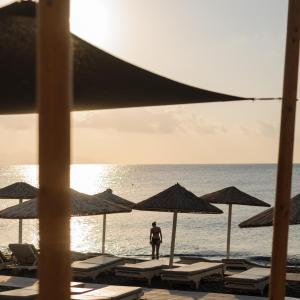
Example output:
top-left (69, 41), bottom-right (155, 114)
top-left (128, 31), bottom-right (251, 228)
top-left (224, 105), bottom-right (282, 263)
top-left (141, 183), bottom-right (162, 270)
top-left (150, 221), bottom-right (162, 259)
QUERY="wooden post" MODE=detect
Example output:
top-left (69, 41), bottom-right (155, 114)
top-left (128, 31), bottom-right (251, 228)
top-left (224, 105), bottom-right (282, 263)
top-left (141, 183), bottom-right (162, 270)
top-left (102, 214), bottom-right (106, 254)
top-left (226, 204), bottom-right (232, 259)
top-left (37, 0), bottom-right (72, 300)
top-left (269, 1), bottom-right (300, 299)
top-left (169, 211), bottom-right (178, 267)
top-left (18, 199), bottom-right (23, 244)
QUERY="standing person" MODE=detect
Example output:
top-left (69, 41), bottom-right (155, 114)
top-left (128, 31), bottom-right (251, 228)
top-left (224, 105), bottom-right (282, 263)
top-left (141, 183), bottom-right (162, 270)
top-left (150, 221), bottom-right (162, 259)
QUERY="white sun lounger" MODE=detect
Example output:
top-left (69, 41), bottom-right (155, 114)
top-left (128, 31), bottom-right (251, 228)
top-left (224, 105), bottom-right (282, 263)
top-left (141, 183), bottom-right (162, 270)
top-left (72, 255), bottom-right (124, 280)
top-left (0, 276), bottom-right (37, 289)
top-left (0, 285), bottom-right (93, 300)
top-left (115, 259), bottom-right (182, 286)
top-left (71, 285), bottom-right (143, 300)
top-left (161, 261), bottom-right (224, 289)
top-left (224, 267), bottom-right (270, 294)
top-left (0, 275), bottom-right (84, 289)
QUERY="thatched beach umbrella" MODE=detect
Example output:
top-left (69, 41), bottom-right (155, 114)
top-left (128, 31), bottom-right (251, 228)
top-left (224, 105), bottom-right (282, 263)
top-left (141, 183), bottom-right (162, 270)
top-left (0, 182), bottom-right (38, 243)
top-left (134, 183), bottom-right (223, 266)
top-left (201, 186), bottom-right (270, 259)
top-left (239, 194), bottom-right (300, 228)
top-left (0, 1), bottom-right (249, 114)
top-left (0, 189), bottom-right (131, 251)
top-left (94, 189), bottom-right (135, 253)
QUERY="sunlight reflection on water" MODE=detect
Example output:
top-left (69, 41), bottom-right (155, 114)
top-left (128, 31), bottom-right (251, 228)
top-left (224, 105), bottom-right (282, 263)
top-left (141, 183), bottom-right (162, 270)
top-left (0, 164), bottom-right (299, 262)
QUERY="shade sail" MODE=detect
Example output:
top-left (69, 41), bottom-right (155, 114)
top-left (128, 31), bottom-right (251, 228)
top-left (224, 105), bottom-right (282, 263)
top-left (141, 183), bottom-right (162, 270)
top-left (0, 1), bottom-right (248, 115)
top-left (0, 189), bottom-right (131, 219)
top-left (135, 183), bottom-right (223, 213)
top-left (94, 189), bottom-right (135, 208)
top-left (201, 186), bottom-right (270, 207)
top-left (239, 194), bottom-right (300, 228)
top-left (135, 183), bottom-right (222, 266)
top-left (201, 186), bottom-right (270, 258)
top-left (0, 182), bottom-right (38, 199)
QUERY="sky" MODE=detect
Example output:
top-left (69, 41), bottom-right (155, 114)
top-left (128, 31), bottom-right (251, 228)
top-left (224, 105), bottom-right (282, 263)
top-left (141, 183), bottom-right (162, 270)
top-left (0, 0), bottom-right (299, 164)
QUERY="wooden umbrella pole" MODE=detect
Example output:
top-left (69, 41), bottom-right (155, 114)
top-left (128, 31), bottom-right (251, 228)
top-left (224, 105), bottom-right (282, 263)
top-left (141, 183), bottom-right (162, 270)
top-left (18, 199), bottom-right (23, 244)
top-left (37, 1), bottom-right (72, 300)
top-left (102, 214), bottom-right (106, 254)
top-left (169, 211), bottom-right (178, 267)
top-left (226, 204), bottom-right (232, 259)
top-left (269, 1), bottom-right (300, 299)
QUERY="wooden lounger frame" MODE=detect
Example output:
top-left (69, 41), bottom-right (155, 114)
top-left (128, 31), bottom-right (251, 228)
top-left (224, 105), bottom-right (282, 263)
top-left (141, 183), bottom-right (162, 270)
top-left (115, 268), bottom-right (162, 286)
top-left (161, 264), bottom-right (224, 289)
top-left (225, 279), bottom-right (269, 296)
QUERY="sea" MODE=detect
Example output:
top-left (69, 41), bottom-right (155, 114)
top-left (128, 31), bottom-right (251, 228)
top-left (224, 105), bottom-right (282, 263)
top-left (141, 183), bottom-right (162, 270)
top-left (0, 164), bottom-right (299, 266)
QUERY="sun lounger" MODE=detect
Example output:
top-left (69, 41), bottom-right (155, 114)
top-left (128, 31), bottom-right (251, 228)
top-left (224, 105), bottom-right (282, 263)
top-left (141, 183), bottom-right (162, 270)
top-left (222, 258), bottom-right (264, 270)
top-left (0, 276), bottom-right (37, 288)
top-left (0, 285), bottom-right (93, 300)
top-left (8, 244), bottom-right (38, 270)
top-left (115, 259), bottom-right (182, 286)
top-left (0, 251), bottom-right (12, 271)
top-left (71, 285), bottom-right (143, 300)
top-left (72, 255), bottom-right (124, 280)
top-left (224, 267), bottom-right (270, 294)
top-left (0, 287), bottom-right (38, 299)
top-left (161, 261), bottom-right (224, 289)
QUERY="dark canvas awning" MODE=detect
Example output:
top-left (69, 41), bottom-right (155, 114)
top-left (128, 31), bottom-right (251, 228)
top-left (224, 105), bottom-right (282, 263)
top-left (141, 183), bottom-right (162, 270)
top-left (0, 1), bottom-right (248, 114)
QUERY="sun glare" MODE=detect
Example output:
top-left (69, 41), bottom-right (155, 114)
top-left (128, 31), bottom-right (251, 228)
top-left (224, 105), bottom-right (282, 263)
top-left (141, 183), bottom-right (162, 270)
top-left (70, 0), bottom-right (114, 48)
top-left (70, 164), bottom-right (116, 194)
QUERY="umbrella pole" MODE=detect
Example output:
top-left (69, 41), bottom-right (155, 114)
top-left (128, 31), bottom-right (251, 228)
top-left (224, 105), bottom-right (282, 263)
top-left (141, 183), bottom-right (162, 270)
top-left (18, 199), bottom-right (23, 244)
top-left (269, 1), bottom-right (300, 299)
top-left (169, 211), bottom-right (178, 267)
top-left (226, 204), bottom-right (232, 259)
top-left (102, 214), bottom-right (106, 254)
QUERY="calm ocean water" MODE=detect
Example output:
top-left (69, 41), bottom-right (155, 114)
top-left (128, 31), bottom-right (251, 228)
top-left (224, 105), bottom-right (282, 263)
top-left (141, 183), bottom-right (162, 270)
top-left (0, 164), bottom-right (299, 265)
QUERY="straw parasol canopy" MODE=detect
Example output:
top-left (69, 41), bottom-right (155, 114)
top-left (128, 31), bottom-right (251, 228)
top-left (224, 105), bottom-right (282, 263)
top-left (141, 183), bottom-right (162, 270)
top-left (239, 194), bottom-right (300, 228)
top-left (93, 188), bottom-right (135, 253)
top-left (0, 189), bottom-right (130, 219)
top-left (0, 182), bottom-right (38, 243)
top-left (134, 183), bottom-right (222, 266)
top-left (0, 182), bottom-right (38, 199)
top-left (201, 186), bottom-right (270, 258)
top-left (0, 1), bottom-right (248, 114)
top-left (94, 189), bottom-right (135, 208)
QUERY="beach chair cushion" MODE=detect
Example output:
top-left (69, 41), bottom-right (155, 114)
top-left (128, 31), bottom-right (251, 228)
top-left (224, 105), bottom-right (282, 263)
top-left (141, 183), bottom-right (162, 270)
top-left (0, 276), bottom-right (37, 288)
top-left (83, 256), bottom-right (122, 265)
top-left (115, 260), bottom-right (169, 272)
top-left (161, 262), bottom-right (224, 275)
top-left (71, 285), bottom-right (143, 300)
top-left (0, 287), bottom-right (38, 299)
top-left (72, 256), bottom-right (122, 272)
top-left (225, 267), bottom-right (270, 283)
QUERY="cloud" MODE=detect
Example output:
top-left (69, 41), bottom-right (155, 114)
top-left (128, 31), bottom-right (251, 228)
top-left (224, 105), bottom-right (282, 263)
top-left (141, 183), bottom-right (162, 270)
top-left (258, 121), bottom-right (278, 138)
top-left (0, 114), bottom-right (37, 131)
top-left (73, 108), bottom-right (227, 136)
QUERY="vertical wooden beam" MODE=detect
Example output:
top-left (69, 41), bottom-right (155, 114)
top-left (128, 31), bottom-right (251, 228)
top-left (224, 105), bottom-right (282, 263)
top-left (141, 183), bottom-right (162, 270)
top-left (37, 0), bottom-right (72, 300)
top-left (169, 211), bottom-right (178, 267)
top-left (269, 1), bottom-right (300, 299)
top-left (102, 214), bottom-right (106, 254)
top-left (226, 204), bottom-right (232, 259)
top-left (18, 199), bottom-right (23, 244)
